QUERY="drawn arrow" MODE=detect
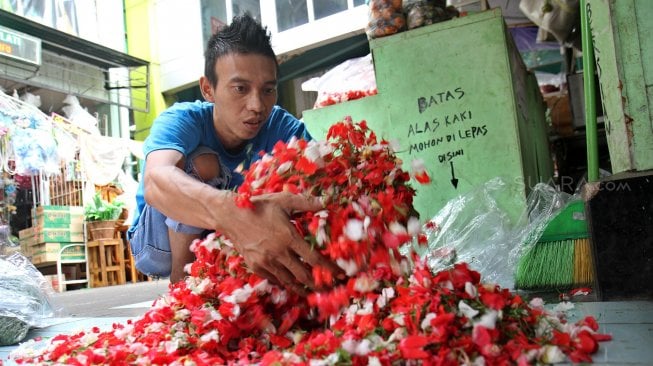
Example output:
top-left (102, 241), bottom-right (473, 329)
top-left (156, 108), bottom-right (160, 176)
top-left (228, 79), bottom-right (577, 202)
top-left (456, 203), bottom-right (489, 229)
top-left (450, 161), bottom-right (459, 189)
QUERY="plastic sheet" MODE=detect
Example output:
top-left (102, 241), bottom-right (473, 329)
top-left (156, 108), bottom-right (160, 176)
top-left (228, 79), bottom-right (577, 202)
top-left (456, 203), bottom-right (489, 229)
top-left (408, 177), bottom-right (573, 289)
top-left (0, 253), bottom-right (60, 345)
top-left (365, 0), bottom-right (406, 39)
top-left (301, 54), bottom-right (377, 109)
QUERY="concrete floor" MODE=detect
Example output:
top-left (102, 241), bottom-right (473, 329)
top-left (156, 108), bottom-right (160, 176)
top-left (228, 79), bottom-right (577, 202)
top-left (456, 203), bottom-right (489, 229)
top-left (51, 280), bottom-right (170, 317)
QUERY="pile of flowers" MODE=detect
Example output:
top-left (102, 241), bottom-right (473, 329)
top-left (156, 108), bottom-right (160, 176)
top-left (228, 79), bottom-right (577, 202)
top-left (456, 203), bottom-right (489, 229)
top-left (10, 118), bottom-right (610, 365)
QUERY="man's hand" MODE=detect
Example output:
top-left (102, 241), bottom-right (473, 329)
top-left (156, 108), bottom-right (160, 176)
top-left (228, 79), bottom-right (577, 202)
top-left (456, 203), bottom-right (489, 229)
top-left (222, 192), bottom-right (341, 295)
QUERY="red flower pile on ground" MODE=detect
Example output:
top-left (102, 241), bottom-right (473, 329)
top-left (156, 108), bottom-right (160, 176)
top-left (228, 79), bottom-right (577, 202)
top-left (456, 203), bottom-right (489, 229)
top-left (11, 118), bottom-right (610, 365)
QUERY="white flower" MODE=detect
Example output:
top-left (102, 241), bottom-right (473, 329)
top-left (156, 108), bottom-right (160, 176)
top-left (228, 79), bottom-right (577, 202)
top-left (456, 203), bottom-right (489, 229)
top-left (407, 217), bottom-right (421, 236)
top-left (388, 139), bottom-right (401, 152)
top-left (376, 287), bottom-right (396, 309)
top-left (174, 308), bottom-right (191, 321)
top-left (539, 345), bottom-right (566, 364)
top-left (309, 352), bottom-right (339, 365)
top-left (465, 282), bottom-right (478, 298)
top-left (189, 277), bottom-right (212, 294)
top-left (165, 339), bottom-right (180, 354)
top-left (356, 300), bottom-right (374, 315)
top-left (391, 312), bottom-right (405, 326)
top-left (113, 323), bottom-right (134, 340)
top-left (199, 330), bottom-right (220, 344)
top-left (318, 141), bottom-right (334, 157)
top-left (271, 289), bottom-right (288, 304)
top-left (286, 136), bottom-right (299, 149)
top-left (411, 158), bottom-right (426, 172)
top-left (474, 309), bottom-right (498, 329)
top-left (222, 284), bottom-right (254, 304)
top-left (529, 297), bottom-right (545, 310)
top-left (389, 221), bottom-right (407, 235)
top-left (276, 161), bottom-right (293, 174)
top-left (75, 355), bottom-right (89, 364)
top-left (345, 219), bottom-right (365, 241)
top-left (353, 274), bottom-right (379, 293)
top-left (368, 356), bottom-right (382, 366)
top-left (553, 301), bottom-right (575, 313)
top-left (421, 312), bottom-right (437, 331)
top-left (80, 332), bottom-right (98, 346)
top-left (336, 258), bottom-right (359, 276)
top-left (458, 300), bottom-right (479, 319)
top-left (146, 322), bottom-right (164, 333)
top-left (303, 141), bottom-right (324, 165)
top-left (129, 342), bottom-right (149, 355)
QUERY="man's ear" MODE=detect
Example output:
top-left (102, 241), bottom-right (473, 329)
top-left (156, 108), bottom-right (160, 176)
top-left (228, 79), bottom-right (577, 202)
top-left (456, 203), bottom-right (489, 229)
top-left (199, 76), bottom-right (215, 102)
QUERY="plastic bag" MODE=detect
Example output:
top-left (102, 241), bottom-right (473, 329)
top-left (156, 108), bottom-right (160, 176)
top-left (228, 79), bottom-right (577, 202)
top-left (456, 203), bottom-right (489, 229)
top-left (366, 0), bottom-right (406, 39)
top-left (301, 54), bottom-right (378, 109)
top-left (406, 177), bottom-right (573, 289)
top-left (61, 95), bottom-right (101, 135)
top-left (403, 0), bottom-right (457, 30)
top-left (0, 253), bottom-right (61, 345)
top-left (519, 0), bottom-right (581, 49)
top-left (0, 224), bottom-right (19, 256)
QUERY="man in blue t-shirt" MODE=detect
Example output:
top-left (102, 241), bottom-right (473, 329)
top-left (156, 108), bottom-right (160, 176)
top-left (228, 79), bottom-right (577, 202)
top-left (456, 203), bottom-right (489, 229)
top-left (128, 14), bottom-right (338, 293)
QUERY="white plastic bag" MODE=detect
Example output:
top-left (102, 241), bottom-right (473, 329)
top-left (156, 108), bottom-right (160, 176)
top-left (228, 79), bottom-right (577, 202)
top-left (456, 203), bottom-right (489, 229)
top-left (519, 0), bottom-right (581, 48)
top-left (301, 54), bottom-right (378, 109)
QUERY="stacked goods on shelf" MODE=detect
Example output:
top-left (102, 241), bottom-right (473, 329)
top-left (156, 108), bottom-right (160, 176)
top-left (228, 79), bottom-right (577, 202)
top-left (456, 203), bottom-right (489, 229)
top-left (18, 205), bottom-right (85, 265)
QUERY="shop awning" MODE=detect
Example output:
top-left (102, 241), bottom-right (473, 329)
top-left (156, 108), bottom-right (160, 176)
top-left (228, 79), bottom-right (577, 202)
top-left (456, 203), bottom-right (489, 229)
top-left (0, 9), bottom-right (150, 113)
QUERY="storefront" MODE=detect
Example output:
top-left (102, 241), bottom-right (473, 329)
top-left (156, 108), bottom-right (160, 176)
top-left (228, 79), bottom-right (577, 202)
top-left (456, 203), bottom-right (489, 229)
top-left (0, 7), bottom-right (149, 289)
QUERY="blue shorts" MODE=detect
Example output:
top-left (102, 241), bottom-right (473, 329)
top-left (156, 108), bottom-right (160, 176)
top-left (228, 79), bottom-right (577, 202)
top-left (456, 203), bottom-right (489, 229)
top-left (128, 146), bottom-right (231, 278)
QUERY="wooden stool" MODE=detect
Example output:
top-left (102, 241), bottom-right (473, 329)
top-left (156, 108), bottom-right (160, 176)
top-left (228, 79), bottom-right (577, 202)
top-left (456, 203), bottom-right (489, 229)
top-left (116, 224), bottom-right (150, 283)
top-left (87, 239), bottom-right (126, 287)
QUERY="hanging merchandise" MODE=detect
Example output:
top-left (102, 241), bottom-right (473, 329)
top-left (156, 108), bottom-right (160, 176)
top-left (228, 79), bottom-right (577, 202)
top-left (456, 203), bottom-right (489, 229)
top-left (61, 95), bottom-right (101, 135)
top-left (0, 91), bottom-right (61, 177)
top-left (79, 134), bottom-right (129, 187)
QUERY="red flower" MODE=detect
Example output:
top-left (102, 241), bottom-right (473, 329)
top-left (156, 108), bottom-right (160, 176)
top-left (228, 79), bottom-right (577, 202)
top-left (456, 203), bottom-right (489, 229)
top-left (10, 118), bottom-right (611, 366)
top-left (399, 335), bottom-right (430, 359)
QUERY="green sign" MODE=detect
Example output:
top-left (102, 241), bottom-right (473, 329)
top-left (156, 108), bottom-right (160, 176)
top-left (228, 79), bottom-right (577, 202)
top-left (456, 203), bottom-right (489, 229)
top-left (0, 25), bottom-right (41, 65)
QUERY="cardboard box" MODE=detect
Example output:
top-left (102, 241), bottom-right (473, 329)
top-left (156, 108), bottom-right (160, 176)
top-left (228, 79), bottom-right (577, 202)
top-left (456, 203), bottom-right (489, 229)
top-left (32, 228), bottom-right (84, 244)
top-left (34, 205), bottom-right (84, 216)
top-left (32, 205), bottom-right (84, 228)
top-left (20, 235), bottom-right (36, 247)
top-left (32, 216), bottom-right (83, 231)
top-left (18, 227), bottom-right (35, 239)
top-left (31, 243), bottom-right (86, 264)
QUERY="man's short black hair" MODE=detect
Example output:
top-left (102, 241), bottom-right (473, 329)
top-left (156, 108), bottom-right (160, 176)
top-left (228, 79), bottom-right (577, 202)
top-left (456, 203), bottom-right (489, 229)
top-left (204, 13), bottom-right (278, 87)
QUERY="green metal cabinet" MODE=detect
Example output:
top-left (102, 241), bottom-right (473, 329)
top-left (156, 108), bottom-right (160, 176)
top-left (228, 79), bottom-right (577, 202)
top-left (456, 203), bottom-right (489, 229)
top-left (587, 0), bottom-right (653, 173)
top-left (303, 9), bottom-right (552, 223)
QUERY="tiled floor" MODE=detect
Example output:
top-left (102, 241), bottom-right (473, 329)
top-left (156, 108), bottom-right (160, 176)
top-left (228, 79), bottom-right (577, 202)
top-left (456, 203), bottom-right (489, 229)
top-left (1, 301), bottom-right (652, 365)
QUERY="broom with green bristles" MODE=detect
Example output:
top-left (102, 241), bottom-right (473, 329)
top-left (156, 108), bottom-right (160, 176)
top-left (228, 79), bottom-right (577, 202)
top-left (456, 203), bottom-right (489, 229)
top-left (514, 200), bottom-right (594, 290)
top-left (515, 0), bottom-right (599, 292)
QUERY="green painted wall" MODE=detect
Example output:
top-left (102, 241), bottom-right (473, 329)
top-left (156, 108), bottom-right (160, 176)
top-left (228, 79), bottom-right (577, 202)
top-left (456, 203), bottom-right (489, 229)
top-left (124, 0), bottom-right (168, 141)
top-left (303, 10), bottom-right (552, 223)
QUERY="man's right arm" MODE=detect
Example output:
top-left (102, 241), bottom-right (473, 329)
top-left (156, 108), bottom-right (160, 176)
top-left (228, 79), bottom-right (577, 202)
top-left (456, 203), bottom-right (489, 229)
top-left (144, 149), bottom-right (341, 294)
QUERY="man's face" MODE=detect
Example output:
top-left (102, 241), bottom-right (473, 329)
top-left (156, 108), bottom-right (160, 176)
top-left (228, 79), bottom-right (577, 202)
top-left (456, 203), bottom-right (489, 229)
top-left (202, 53), bottom-right (278, 151)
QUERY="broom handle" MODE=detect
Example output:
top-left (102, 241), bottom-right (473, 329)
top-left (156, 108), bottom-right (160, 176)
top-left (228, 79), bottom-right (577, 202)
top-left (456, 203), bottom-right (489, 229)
top-left (580, 0), bottom-right (600, 182)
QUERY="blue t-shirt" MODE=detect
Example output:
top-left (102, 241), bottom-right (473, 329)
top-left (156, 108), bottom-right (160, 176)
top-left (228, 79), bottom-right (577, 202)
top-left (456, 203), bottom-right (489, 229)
top-left (130, 101), bottom-right (311, 228)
